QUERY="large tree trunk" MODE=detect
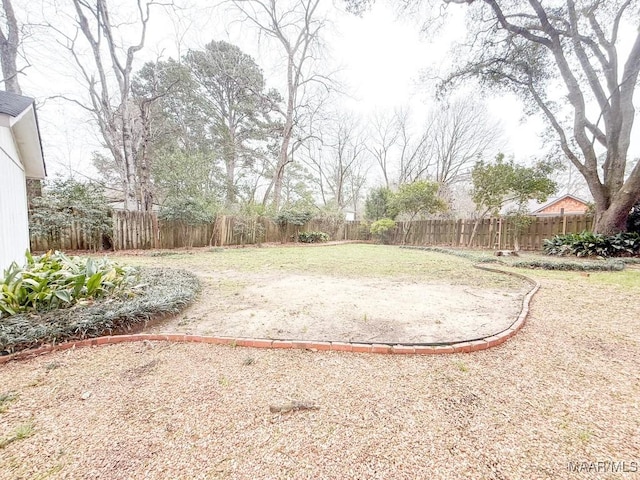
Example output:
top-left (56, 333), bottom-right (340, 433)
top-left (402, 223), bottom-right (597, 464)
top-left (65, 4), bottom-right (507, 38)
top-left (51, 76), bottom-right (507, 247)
top-left (225, 161), bottom-right (236, 206)
top-left (596, 207), bottom-right (631, 235)
top-left (121, 105), bottom-right (139, 211)
top-left (594, 188), bottom-right (640, 235)
top-left (0, 47), bottom-right (19, 93)
top-left (271, 151), bottom-right (289, 210)
top-left (0, 0), bottom-right (20, 94)
top-left (138, 99), bottom-right (154, 212)
top-left (590, 152), bottom-right (640, 234)
top-left (270, 53), bottom-right (296, 211)
top-left (224, 125), bottom-right (237, 207)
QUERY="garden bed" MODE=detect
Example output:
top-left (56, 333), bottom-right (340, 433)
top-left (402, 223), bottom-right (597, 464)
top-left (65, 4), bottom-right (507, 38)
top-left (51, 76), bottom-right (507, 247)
top-left (1, 268), bottom-right (199, 355)
top-left (408, 246), bottom-right (633, 271)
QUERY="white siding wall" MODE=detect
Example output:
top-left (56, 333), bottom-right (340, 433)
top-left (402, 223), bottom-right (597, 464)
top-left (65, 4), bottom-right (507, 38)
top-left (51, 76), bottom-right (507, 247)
top-left (0, 125), bottom-right (29, 271)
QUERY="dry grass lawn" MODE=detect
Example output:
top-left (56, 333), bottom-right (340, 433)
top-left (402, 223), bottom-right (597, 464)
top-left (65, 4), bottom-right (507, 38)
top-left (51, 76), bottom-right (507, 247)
top-left (0, 246), bottom-right (638, 479)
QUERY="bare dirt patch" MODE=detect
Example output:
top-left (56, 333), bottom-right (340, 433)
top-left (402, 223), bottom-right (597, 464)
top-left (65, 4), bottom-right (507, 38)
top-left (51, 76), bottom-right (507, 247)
top-left (151, 270), bottom-right (529, 343)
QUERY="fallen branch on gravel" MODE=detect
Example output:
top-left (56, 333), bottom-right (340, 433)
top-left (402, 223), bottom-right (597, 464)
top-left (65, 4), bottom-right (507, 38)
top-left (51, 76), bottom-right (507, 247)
top-left (269, 401), bottom-right (319, 414)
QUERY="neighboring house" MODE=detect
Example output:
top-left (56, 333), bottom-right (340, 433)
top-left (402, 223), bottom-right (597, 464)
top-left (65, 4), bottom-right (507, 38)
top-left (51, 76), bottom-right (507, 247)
top-left (0, 91), bottom-right (46, 271)
top-left (532, 194), bottom-right (590, 217)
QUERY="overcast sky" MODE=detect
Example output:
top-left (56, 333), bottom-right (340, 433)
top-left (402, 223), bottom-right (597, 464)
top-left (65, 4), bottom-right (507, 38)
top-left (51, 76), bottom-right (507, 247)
top-left (18, 1), bottom-right (552, 181)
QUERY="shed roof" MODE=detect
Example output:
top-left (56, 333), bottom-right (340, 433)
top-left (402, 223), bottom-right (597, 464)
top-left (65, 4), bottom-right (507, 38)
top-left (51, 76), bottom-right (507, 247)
top-left (0, 90), bottom-right (46, 179)
top-left (0, 90), bottom-right (35, 117)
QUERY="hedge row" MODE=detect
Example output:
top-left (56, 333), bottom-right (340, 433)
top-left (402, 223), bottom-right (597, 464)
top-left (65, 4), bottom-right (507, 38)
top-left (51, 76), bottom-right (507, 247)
top-left (405, 246), bottom-right (627, 271)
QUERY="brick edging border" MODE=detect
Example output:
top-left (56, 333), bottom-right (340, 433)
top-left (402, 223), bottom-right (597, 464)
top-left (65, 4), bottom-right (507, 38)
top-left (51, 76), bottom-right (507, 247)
top-left (0, 264), bottom-right (539, 364)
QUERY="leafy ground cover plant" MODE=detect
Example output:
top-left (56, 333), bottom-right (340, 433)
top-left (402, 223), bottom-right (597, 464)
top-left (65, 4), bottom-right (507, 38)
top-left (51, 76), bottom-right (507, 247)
top-left (0, 251), bottom-right (138, 317)
top-left (0, 267), bottom-right (200, 355)
top-left (544, 232), bottom-right (640, 258)
top-left (409, 246), bottom-right (626, 271)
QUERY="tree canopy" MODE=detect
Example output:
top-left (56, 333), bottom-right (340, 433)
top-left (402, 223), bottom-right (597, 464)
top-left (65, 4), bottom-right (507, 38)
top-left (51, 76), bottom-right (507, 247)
top-left (441, 0), bottom-right (640, 234)
top-left (468, 153), bottom-right (557, 246)
top-left (392, 180), bottom-right (447, 243)
top-left (471, 154), bottom-right (557, 216)
top-left (129, 41), bottom-right (281, 212)
top-left (393, 180), bottom-right (447, 221)
top-left (186, 40), bottom-right (280, 206)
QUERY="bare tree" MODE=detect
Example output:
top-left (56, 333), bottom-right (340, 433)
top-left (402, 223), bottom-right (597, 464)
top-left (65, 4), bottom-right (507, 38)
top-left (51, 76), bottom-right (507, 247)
top-left (365, 107), bottom-right (428, 187)
top-left (395, 108), bottom-right (431, 186)
top-left (1, 1), bottom-right (44, 201)
top-left (230, 0), bottom-right (328, 210)
top-left (367, 109), bottom-right (401, 188)
top-left (302, 138), bottom-right (328, 205)
top-left (346, 147), bottom-right (370, 217)
top-left (306, 113), bottom-right (369, 211)
top-left (0, 0), bottom-right (21, 93)
top-left (366, 101), bottom-right (501, 191)
top-left (50, 0), bottom-right (166, 212)
top-left (425, 98), bottom-right (502, 187)
top-left (366, 108), bottom-right (433, 188)
top-left (425, 98), bottom-right (501, 210)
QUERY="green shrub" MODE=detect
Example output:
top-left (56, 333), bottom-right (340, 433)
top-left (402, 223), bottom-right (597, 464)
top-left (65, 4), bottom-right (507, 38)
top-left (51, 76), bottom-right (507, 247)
top-left (0, 251), bottom-right (138, 317)
top-left (544, 231), bottom-right (640, 257)
top-left (370, 218), bottom-right (396, 244)
top-left (273, 208), bottom-right (313, 243)
top-left (29, 177), bottom-right (112, 251)
top-left (365, 187), bottom-right (398, 221)
top-left (298, 231), bottom-right (329, 243)
top-left (608, 232), bottom-right (640, 256)
top-left (272, 209), bottom-right (313, 227)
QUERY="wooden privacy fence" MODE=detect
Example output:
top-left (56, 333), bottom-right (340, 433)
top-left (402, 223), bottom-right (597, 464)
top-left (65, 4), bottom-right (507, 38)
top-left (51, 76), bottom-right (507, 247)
top-left (29, 222), bottom-right (100, 252)
top-left (365, 214), bottom-right (594, 250)
top-left (30, 211), bottom-right (594, 252)
top-left (31, 212), bottom-right (348, 251)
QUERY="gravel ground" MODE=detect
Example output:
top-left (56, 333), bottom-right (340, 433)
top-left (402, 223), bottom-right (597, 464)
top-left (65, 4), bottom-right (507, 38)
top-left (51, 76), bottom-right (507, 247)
top-left (149, 271), bottom-right (529, 344)
top-left (0, 272), bottom-right (639, 479)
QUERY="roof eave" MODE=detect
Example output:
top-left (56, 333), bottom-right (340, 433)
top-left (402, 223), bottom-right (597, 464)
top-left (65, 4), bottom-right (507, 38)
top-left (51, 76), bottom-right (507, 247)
top-left (10, 104), bottom-right (46, 179)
